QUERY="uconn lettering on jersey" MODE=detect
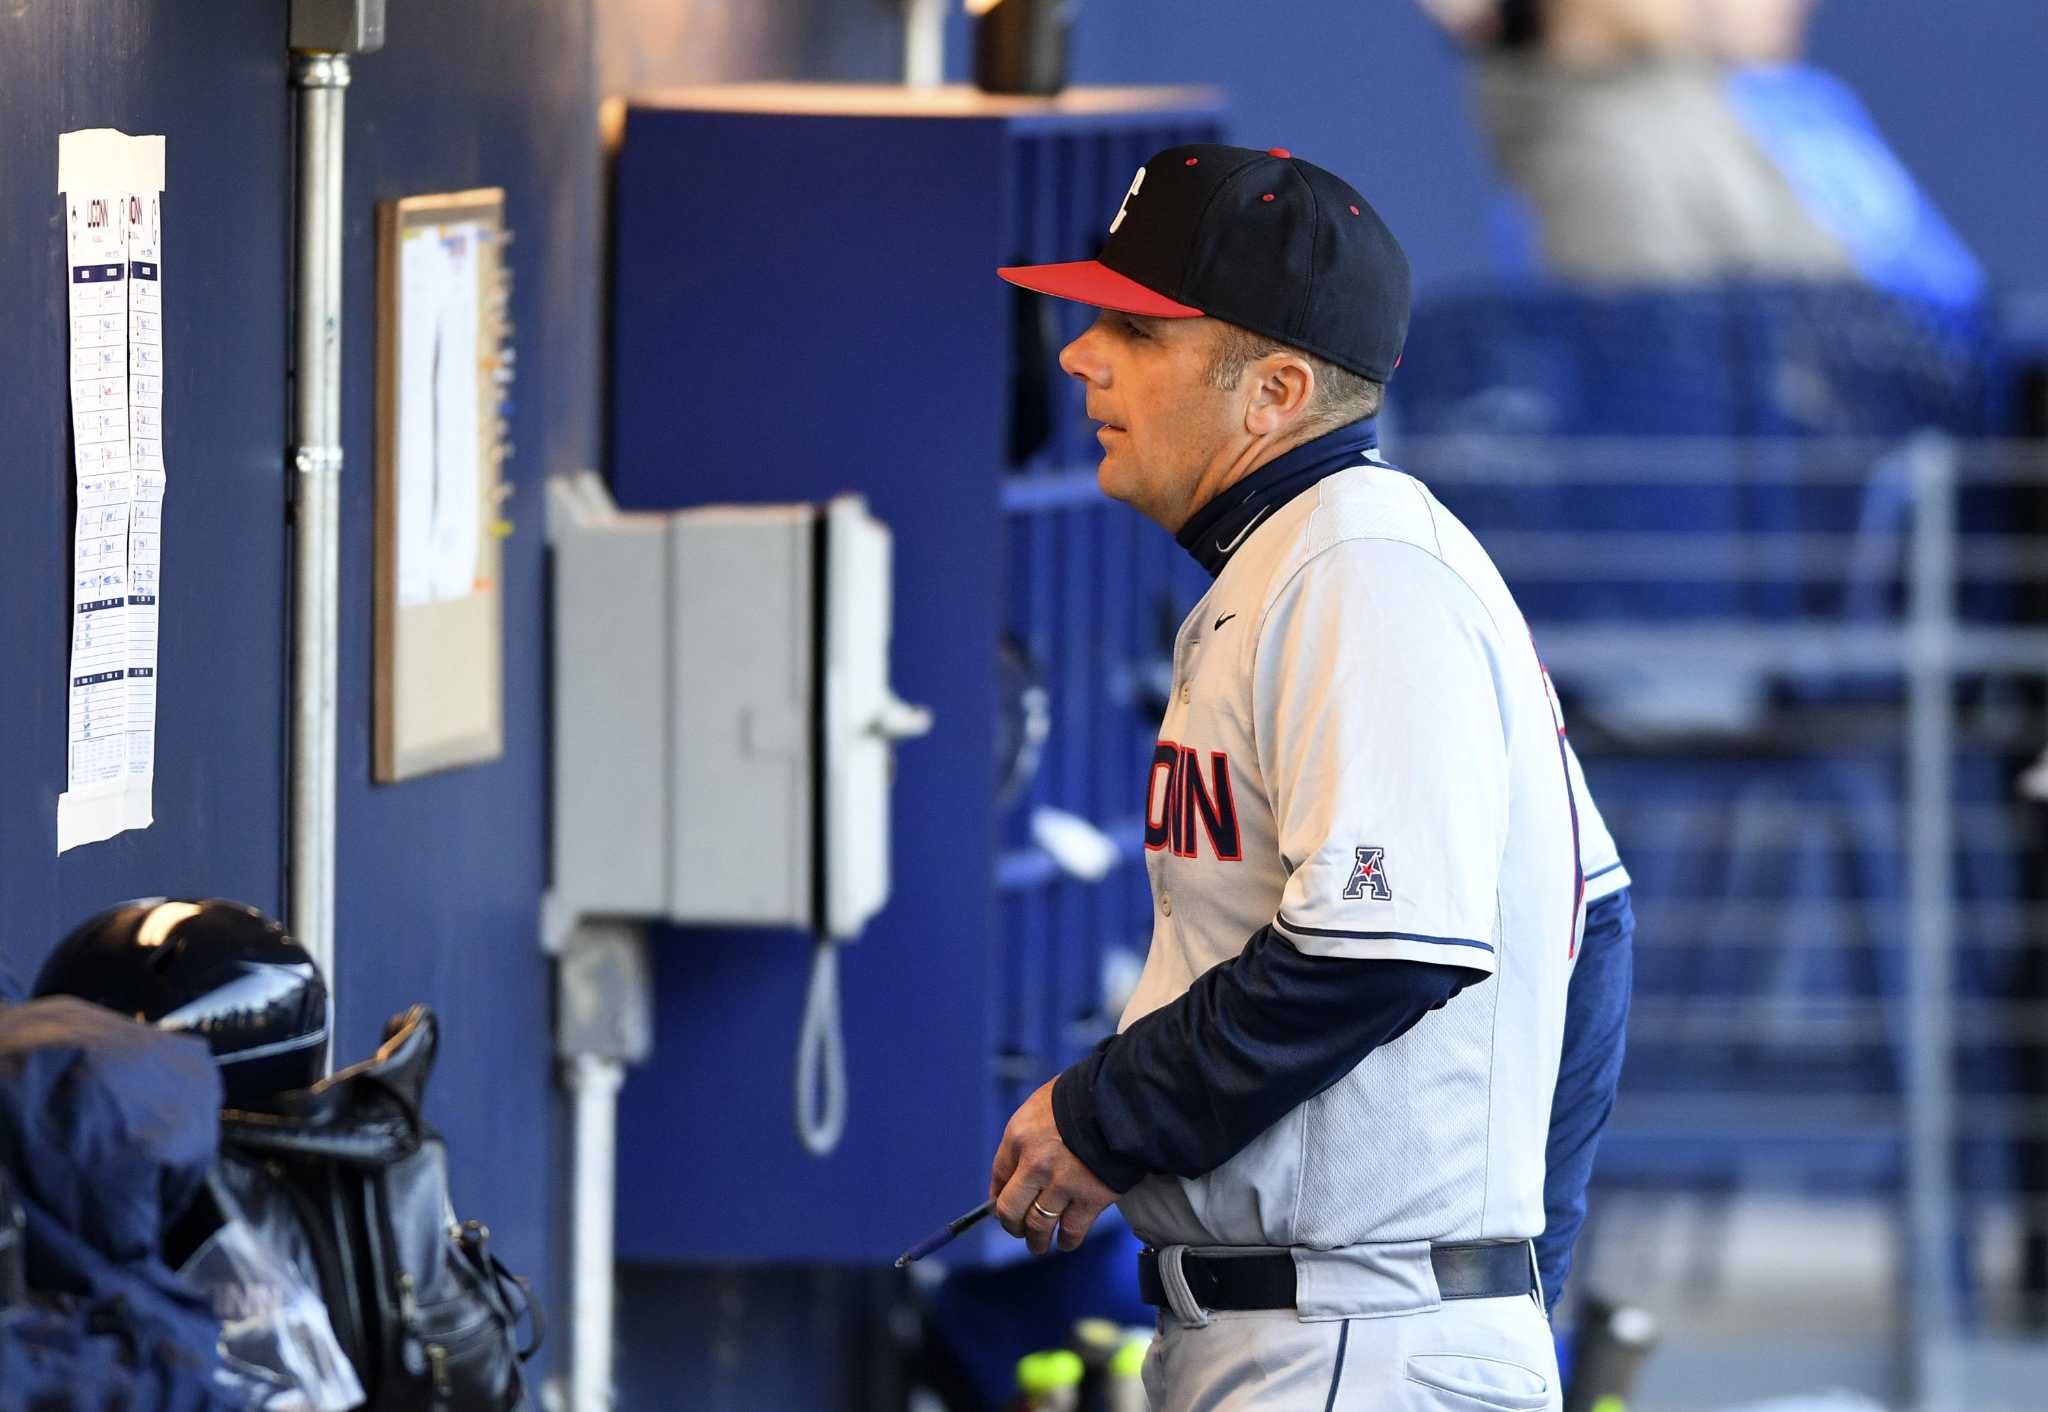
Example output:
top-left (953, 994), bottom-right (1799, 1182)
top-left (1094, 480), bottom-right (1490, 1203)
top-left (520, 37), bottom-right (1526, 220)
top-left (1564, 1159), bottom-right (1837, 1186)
top-left (1144, 740), bottom-right (1242, 861)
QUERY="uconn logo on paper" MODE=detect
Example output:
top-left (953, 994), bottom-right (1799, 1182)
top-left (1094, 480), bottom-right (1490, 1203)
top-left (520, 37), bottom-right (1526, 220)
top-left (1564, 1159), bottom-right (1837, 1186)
top-left (1144, 741), bottom-right (1242, 861)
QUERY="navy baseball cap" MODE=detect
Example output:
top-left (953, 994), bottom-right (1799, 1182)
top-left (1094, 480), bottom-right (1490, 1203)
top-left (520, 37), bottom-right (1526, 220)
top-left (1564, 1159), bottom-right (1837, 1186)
top-left (997, 143), bottom-right (1412, 383)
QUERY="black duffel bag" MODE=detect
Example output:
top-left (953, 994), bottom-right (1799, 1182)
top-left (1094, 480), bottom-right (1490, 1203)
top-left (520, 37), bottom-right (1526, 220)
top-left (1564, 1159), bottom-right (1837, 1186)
top-left (218, 1004), bottom-right (542, 1410)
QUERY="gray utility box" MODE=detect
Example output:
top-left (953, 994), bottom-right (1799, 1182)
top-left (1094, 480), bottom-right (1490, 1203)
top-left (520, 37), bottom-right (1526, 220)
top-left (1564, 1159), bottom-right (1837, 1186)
top-left (544, 473), bottom-right (930, 950)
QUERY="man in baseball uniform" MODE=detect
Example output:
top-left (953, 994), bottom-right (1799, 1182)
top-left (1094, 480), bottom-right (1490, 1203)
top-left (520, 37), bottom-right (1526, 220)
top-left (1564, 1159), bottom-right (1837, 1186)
top-left (985, 144), bottom-right (1635, 1410)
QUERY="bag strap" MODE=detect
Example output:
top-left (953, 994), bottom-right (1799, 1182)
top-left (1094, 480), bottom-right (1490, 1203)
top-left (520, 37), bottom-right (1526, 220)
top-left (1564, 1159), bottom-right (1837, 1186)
top-left (218, 1108), bottom-right (421, 1166)
top-left (458, 1219), bottom-right (546, 1362)
top-left (497, 1256), bottom-right (545, 1362)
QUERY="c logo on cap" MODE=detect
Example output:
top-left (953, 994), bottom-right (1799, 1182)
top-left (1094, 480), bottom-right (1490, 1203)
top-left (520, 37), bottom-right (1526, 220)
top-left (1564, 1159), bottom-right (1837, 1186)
top-left (1109, 166), bottom-right (1146, 236)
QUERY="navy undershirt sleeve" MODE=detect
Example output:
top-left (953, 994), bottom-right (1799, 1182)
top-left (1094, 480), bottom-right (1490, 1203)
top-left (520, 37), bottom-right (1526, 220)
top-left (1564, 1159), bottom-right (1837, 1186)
top-left (1536, 885), bottom-right (1635, 1312)
top-left (1052, 926), bottom-right (1485, 1191)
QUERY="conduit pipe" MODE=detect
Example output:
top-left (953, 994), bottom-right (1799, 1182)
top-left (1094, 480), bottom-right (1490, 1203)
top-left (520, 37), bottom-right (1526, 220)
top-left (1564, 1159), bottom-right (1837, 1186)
top-left (904, 0), bottom-right (946, 86)
top-left (567, 1053), bottom-right (625, 1412)
top-left (288, 52), bottom-right (348, 1005)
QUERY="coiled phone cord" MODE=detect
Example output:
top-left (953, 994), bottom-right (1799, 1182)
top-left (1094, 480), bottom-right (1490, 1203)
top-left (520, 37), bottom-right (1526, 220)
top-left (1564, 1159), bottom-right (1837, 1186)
top-left (794, 934), bottom-right (847, 1157)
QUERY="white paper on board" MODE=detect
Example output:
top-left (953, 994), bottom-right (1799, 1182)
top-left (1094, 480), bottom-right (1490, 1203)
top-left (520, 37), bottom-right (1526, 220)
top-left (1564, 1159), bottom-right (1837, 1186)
top-left (395, 220), bottom-right (485, 608)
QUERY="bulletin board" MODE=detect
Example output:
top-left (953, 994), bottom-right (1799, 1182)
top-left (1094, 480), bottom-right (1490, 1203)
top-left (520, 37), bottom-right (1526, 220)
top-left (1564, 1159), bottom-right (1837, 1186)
top-left (373, 188), bottom-right (510, 782)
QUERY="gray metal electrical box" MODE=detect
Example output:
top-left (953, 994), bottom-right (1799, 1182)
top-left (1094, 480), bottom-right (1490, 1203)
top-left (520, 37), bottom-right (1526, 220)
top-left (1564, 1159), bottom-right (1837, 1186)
top-left (543, 473), bottom-right (930, 951)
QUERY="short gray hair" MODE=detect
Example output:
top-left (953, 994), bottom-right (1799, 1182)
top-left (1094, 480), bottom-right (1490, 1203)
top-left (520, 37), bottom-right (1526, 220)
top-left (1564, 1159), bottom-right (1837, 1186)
top-left (1203, 321), bottom-right (1384, 431)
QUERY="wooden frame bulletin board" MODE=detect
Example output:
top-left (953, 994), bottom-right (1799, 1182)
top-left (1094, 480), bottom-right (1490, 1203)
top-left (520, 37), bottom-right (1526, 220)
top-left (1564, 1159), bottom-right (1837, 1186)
top-left (373, 187), bottom-right (509, 782)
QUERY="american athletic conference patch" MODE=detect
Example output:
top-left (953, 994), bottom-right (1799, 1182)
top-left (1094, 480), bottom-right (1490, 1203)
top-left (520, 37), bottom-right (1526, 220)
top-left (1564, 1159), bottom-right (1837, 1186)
top-left (1343, 846), bottom-right (1393, 901)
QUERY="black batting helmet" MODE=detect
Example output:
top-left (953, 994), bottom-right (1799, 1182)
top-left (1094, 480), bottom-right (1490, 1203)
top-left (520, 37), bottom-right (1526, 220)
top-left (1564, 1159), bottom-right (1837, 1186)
top-left (34, 898), bottom-right (329, 1106)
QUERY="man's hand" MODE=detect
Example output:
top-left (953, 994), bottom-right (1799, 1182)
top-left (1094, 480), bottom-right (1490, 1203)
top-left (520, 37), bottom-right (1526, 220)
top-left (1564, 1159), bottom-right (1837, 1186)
top-left (989, 1079), bottom-right (1120, 1255)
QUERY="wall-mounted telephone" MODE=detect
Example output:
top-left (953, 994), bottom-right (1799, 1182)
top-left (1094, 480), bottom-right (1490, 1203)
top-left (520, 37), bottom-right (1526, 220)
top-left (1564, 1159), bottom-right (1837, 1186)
top-left (546, 473), bottom-right (932, 1153)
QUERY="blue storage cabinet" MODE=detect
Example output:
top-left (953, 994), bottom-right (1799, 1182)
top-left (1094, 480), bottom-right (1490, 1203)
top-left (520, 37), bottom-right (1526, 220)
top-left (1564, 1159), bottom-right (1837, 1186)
top-left (607, 86), bottom-right (1222, 1264)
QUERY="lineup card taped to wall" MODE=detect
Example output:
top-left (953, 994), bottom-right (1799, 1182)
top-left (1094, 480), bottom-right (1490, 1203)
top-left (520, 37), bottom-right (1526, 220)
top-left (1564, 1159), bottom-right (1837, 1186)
top-left (57, 129), bottom-right (165, 853)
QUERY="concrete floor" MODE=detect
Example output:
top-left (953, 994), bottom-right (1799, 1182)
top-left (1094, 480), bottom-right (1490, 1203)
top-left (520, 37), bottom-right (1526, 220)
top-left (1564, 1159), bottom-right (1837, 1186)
top-left (1576, 1195), bottom-right (2048, 1411)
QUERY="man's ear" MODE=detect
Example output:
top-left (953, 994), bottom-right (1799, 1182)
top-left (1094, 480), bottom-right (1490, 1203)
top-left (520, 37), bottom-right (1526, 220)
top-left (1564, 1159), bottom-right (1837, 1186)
top-left (1243, 354), bottom-right (1316, 438)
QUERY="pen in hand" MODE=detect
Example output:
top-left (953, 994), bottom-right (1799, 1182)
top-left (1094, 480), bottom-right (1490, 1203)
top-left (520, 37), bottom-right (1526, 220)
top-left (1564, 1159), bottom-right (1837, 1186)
top-left (894, 1198), bottom-right (997, 1268)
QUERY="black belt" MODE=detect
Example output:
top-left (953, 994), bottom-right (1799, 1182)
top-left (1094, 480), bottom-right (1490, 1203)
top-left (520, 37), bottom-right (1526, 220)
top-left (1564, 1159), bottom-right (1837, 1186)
top-left (1138, 1241), bottom-right (1535, 1312)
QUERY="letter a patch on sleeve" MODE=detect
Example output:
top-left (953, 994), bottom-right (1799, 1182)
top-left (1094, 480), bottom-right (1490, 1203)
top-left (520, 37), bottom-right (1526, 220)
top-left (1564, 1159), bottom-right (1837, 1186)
top-left (1343, 846), bottom-right (1394, 901)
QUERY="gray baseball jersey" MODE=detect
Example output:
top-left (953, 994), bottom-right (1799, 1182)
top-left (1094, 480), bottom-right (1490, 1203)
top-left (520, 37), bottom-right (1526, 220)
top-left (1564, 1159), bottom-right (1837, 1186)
top-left (1116, 457), bottom-right (1606, 1252)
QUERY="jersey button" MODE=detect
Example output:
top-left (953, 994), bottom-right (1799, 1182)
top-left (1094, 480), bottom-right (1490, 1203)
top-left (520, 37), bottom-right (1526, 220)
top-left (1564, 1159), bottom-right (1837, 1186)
top-left (1160, 892), bottom-right (1172, 916)
top-left (1178, 682), bottom-right (1191, 704)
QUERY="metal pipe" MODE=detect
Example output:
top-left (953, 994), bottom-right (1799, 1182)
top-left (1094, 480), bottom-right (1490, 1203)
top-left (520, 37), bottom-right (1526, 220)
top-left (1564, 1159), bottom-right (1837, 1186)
top-left (290, 52), bottom-right (349, 1006)
top-left (566, 1053), bottom-right (625, 1412)
top-left (904, 0), bottom-right (945, 87)
top-left (1904, 432), bottom-right (1959, 1409)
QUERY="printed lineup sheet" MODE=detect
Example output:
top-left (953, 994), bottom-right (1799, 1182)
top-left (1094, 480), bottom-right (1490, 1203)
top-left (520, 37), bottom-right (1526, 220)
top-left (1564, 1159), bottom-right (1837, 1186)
top-left (57, 129), bottom-right (165, 853)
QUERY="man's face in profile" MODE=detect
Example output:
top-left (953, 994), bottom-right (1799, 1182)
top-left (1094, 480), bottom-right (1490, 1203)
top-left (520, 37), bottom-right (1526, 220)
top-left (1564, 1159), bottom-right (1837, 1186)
top-left (1058, 311), bottom-right (1242, 532)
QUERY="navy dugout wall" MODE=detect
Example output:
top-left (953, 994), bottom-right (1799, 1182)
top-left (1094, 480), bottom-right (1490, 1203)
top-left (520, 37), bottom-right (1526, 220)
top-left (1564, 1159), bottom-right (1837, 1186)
top-left (0, 4), bottom-right (598, 1378)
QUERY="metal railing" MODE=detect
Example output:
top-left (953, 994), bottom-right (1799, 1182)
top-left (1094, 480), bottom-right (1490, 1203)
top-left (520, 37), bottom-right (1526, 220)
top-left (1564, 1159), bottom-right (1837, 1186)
top-left (1401, 431), bottom-right (2048, 1410)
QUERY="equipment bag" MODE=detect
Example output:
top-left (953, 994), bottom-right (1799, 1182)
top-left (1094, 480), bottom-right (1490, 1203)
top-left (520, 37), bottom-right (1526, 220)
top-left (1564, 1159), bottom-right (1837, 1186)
top-left (217, 1005), bottom-right (543, 1411)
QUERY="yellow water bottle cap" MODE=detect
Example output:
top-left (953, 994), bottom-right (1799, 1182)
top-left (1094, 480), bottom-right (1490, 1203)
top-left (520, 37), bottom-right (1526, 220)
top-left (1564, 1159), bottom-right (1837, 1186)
top-left (1071, 1317), bottom-right (1122, 1355)
top-left (1016, 1349), bottom-right (1085, 1393)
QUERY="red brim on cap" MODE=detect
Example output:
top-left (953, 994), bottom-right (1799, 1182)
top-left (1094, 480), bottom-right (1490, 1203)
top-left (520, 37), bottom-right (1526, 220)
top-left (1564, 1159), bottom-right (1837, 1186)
top-left (996, 260), bottom-right (1205, 318)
